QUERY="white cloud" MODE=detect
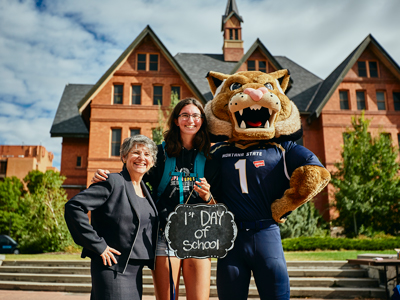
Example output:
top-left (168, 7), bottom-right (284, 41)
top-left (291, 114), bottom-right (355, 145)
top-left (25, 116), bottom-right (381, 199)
top-left (0, 0), bottom-right (399, 171)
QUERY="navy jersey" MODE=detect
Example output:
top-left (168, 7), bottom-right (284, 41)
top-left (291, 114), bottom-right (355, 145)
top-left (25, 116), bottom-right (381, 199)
top-left (211, 141), bottom-right (324, 222)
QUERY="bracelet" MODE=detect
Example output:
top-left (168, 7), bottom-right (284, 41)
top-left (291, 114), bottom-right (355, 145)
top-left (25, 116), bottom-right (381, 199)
top-left (205, 193), bottom-right (213, 203)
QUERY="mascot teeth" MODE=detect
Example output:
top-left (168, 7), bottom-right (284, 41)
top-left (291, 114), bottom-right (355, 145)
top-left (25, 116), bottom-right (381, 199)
top-left (239, 109), bottom-right (243, 116)
top-left (240, 120), bottom-right (246, 129)
top-left (265, 120), bottom-right (270, 128)
top-left (250, 104), bottom-right (262, 110)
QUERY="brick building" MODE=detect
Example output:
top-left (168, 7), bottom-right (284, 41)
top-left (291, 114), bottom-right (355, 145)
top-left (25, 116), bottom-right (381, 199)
top-left (50, 0), bottom-right (400, 220)
top-left (0, 145), bottom-right (56, 182)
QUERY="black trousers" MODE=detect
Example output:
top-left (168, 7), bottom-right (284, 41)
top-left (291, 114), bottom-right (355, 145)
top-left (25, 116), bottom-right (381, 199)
top-left (90, 258), bottom-right (148, 300)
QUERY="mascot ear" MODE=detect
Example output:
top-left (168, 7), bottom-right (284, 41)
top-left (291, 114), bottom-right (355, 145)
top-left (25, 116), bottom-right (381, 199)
top-left (269, 69), bottom-right (290, 93)
top-left (206, 71), bottom-right (230, 96)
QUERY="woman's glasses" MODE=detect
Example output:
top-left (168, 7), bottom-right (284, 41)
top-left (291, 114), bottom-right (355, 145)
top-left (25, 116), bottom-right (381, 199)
top-left (178, 113), bottom-right (203, 121)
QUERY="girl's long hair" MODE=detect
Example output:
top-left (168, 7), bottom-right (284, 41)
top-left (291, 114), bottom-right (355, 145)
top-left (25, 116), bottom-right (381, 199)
top-left (163, 97), bottom-right (210, 158)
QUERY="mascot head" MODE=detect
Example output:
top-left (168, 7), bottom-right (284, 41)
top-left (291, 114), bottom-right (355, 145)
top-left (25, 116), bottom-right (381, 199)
top-left (205, 70), bottom-right (302, 143)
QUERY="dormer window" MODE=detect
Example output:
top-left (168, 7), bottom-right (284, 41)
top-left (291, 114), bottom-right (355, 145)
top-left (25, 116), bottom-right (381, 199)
top-left (247, 60), bottom-right (268, 73)
top-left (357, 61), bottom-right (379, 78)
top-left (137, 53), bottom-right (159, 71)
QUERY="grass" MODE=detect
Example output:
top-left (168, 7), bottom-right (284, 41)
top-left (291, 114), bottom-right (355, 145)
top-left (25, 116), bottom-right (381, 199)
top-left (2, 250), bottom-right (395, 261)
top-left (284, 250), bottom-right (395, 261)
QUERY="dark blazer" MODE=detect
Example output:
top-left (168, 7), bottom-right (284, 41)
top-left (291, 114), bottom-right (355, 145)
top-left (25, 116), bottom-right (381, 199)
top-left (64, 167), bottom-right (159, 273)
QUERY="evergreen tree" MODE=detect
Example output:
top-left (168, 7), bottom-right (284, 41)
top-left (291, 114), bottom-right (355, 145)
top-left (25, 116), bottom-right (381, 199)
top-left (331, 112), bottom-right (400, 237)
top-left (279, 201), bottom-right (329, 239)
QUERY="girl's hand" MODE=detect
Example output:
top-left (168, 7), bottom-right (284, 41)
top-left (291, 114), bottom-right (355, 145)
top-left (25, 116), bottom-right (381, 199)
top-left (100, 246), bottom-right (121, 266)
top-left (91, 169), bottom-right (110, 183)
top-left (193, 178), bottom-right (212, 203)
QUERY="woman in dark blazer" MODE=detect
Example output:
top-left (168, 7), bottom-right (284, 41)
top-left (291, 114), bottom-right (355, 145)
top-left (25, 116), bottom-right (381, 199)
top-left (65, 135), bottom-right (159, 300)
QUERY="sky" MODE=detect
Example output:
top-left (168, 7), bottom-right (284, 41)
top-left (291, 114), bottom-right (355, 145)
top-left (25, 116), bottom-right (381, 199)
top-left (0, 0), bottom-right (399, 170)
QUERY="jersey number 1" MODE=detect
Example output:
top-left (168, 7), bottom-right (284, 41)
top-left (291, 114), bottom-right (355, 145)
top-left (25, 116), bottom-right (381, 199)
top-left (234, 159), bottom-right (248, 194)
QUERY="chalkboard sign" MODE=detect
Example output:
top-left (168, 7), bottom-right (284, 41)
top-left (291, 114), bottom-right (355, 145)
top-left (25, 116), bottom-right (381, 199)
top-left (165, 203), bottom-right (237, 259)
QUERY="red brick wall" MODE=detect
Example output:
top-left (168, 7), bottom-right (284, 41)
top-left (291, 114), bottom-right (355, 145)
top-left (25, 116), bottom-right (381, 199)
top-left (60, 137), bottom-right (89, 199)
top-left (316, 46), bottom-right (400, 220)
top-left (86, 37), bottom-right (197, 187)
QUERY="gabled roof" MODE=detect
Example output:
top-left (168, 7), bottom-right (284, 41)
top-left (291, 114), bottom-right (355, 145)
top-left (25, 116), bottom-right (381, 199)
top-left (307, 34), bottom-right (400, 122)
top-left (50, 84), bottom-right (93, 138)
top-left (175, 53), bottom-right (237, 101)
top-left (174, 50), bottom-right (321, 110)
top-left (275, 56), bottom-right (322, 112)
top-left (221, 0), bottom-right (243, 30)
top-left (231, 39), bottom-right (284, 74)
top-left (78, 25), bottom-right (205, 112)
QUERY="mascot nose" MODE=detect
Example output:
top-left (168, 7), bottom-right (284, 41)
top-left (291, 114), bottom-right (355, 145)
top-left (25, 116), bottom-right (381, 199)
top-left (244, 87), bottom-right (268, 102)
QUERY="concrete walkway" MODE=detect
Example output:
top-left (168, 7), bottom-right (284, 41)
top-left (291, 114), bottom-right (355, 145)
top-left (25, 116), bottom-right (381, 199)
top-left (0, 290), bottom-right (361, 300)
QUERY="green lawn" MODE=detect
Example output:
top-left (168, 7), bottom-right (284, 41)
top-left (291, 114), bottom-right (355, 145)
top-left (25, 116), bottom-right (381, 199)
top-left (284, 250), bottom-right (395, 261)
top-left (2, 250), bottom-right (395, 261)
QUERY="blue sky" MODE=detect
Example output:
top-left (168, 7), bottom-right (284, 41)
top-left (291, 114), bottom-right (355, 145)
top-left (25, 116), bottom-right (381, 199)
top-left (0, 0), bottom-right (399, 170)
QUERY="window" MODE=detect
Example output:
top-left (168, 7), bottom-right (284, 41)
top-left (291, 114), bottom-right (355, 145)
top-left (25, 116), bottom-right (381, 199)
top-left (132, 85), bottom-right (141, 105)
top-left (153, 86), bottom-right (163, 105)
top-left (137, 53), bottom-right (159, 71)
top-left (339, 91), bottom-right (349, 110)
top-left (111, 129), bottom-right (121, 157)
top-left (76, 156), bottom-right (81, 167)
top-left (171, 86), bottom-right (181, 100)
top-left (130, 129), bottom-right (140, 136)
top-left (137, 54), bottom-right (146, 71)
top-left (394, 92), bottom-right (400, 111)
top-left (398, 134), bottom-right (400, 148)
top-left (149, 54), bottom-right (159, 71)
top-left (0, 161), bottom-right (7, 175)
top-left (247, 60), bottom-right (267, 72)
top-left (258, 61), bottom-right (267, 73)
top-left (113, 85), bottom-right (123, 104)
top-left (229, 29), bottom-right (238, 40)
top-left (369, 61), bottom-right (378, 77)
top-left (356, 91), bottom-right (366, 110)
top-left (376, 91), bottom-right (386, 110)
top-left (358, 61), bottom-right (367, 77)
top-left (247, 60), bottom-right (256, 71)
top-left (358, 60), bottom-right (379, 78)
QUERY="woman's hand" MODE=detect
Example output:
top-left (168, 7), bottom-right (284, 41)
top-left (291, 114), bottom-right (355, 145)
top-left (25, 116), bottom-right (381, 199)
top-left (193, 178), bottom-right (212, 203)
top-left (91, 169), bottom-right (110, 183)
top-left (100, 246), bottom-right (121, 266)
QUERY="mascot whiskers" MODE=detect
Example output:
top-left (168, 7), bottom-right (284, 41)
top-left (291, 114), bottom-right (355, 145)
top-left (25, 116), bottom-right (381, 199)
top-left (206, 70), bottom-right (330, 300)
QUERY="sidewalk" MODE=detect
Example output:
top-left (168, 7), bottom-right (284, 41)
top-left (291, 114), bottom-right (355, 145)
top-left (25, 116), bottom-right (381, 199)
top-left (0, 290), bottom-right (359, 300)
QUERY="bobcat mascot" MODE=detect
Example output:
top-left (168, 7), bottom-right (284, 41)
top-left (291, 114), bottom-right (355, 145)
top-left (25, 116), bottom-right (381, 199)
top-left (205, 70), bottom-right (331, 300)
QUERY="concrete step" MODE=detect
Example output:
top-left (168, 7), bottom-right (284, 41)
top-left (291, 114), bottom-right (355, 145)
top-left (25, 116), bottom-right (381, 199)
top-left (0, 266), bottom-right (90, 275)
top-left (1, 260), bottom-right (91, 267)
top-left (0, 281), bottom-right (386, 298)
top-left (287, 268), bottom-right (368, 278)
top-left (0, 272), bottom-right (378, 288)
top-left (2, 260), bottom-right (352, 269)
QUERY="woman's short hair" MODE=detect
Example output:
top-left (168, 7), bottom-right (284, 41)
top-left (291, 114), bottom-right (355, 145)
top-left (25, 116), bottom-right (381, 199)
top-left (163, 97), bottom-right (210, 158)
top-left (120, 135), bottom-right (158, 165)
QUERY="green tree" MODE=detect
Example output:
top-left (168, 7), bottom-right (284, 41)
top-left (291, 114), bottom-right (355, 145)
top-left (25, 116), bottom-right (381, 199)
top-left (19, 170), bottom-right (73, 253)
top-left (0, 176), bottom-right (28, 240)
top-left (279, 201), bottom-right (329, 239)
top-left (152, 91), bottom-right (180, 144)
top-left (331, 112), bottom-right (400, 237)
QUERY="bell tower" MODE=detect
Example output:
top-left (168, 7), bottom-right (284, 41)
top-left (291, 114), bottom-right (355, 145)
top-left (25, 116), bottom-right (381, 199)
top-left (222, 0), bottom-right (244, 62)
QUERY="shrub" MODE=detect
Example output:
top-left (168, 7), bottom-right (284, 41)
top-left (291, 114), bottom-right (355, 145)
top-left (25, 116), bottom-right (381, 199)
top-left (279, 201), bottom-right (329, 239)
top-left (282, 236), bottom-right (400, 251)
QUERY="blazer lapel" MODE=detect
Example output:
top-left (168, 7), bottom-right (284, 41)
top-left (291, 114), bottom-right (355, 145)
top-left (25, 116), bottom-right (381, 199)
top-left (141, 180), bottom-right (158, 217)
top-left (121, 168), bottom-right (141, 213)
